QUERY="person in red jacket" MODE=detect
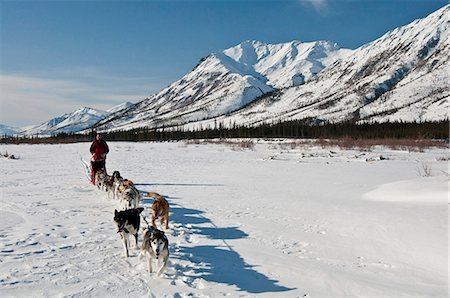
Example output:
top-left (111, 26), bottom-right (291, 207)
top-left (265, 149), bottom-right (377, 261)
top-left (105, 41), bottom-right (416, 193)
top-left (90, 133), bottom-right (109, 184)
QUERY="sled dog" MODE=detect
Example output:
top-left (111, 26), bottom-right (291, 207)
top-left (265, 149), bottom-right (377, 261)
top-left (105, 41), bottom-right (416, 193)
top-left (119, 179), bottom-right (135, 188)
top-left (114, 207), bottom-right (144, 257)
top-left (112, 170), bottom-right (122, 181)
top-left (139, 226), bottom-right (169, 275)
top-left (103, 174), bottom-right (115, 197)
top-left (112, 171), bottom-right (124, 200)
top-left (113, 171), bottom-right (139, 207)
top-left (147, 192), bottom-right (170, 229)
top-left (95, 169), bottom-right (107, 190)
top-left (120, 184), bottom-right (140, 209)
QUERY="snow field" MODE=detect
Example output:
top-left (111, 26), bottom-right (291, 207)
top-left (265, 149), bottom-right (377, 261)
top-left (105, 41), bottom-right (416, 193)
top-left (0, 141), bottom-right (448, 297)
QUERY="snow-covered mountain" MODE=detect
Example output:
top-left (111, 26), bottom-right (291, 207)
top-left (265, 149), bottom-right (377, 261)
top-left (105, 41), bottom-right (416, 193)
top-left (93, 5), bottom-right (449, 132)
top-left (221, 3), bottom-right (450, 126)
top-left (94, 40), bottom-right (350, 131)
top-left (107, 101), bottom-right (134, 114)
top-left (19, 107), bottom-right (109, 136)
top-left (0, 124), bottom-right (20, 136)
top-left (7, 102), bottom-right (134, 136)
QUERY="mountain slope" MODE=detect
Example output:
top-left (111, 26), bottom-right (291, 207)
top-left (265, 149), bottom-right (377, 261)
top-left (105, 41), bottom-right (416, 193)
top-left (182, 5), bottom-right (450, 128)
top-left (208, 4), bottom-right (450, 127)
top-left (94, 5), bottom-right (450, 132)
top-left (107, 102), bottom-right (134, 114)
top-left (0, 124), bottom-right (20, 136)
top-left (94, 40), bottom-right (350, 131)
top-left (21, 107), bottom-right (109, 136)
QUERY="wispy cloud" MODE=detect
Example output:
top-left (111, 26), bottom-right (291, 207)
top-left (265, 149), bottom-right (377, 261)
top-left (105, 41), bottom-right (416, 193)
top-left (301, 0), bottom-right (330, 14)
top-left (0, 71), bottom-right (166, 127)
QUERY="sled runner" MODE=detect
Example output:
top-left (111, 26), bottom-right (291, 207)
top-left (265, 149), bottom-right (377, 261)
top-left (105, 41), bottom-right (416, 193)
top-left (80, 157), bottom-right (92, 183)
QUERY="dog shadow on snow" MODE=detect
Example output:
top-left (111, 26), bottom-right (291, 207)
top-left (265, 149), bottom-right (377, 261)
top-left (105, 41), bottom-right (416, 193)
top-left (169, 204), bottom-right (295, 294)
top-left (135, 182), bottom-right (224, 187)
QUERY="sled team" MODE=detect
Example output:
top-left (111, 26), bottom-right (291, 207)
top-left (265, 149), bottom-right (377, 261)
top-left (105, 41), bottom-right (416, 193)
top-left (89, 133), bottom-right (170, 276)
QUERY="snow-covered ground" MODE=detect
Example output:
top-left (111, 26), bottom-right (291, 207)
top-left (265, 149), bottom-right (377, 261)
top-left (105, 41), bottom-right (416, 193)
top-left (0, 141), bottom-right (448, 297)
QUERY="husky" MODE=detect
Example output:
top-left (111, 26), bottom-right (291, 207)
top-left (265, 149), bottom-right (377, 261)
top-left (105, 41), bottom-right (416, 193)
top-left (120, 184), bottom-right (141, 209)
top-left (139, 226), bottom-right (169, 275)
top-left (120, 179), bottom-right (135, 188)
top-left (112, 171), bottom-right (139, 207)
top-left (112, 171), bottom-right (124, 200)
top-left (114, 207), bottom-right (144, 257)
top-left (147, 192), bottom-right (170, 229)
top-left (95, 169), bottom-right (107, 190)
top-left (103, 174), bottom-right (115, 197)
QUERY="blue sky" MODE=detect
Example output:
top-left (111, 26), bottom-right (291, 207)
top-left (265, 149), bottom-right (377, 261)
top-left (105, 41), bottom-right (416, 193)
top-left (1, 0), bottom-right (448, 127)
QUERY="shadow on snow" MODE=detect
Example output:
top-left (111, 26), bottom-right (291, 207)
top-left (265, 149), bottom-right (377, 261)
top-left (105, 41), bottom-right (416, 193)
top-left (170, 204), bottom-right (294, 294)
top-left (135, 184), bottom-right (294, 294)
top-left (179, 245), bottom-right (294, 294)
top-left (135, 182), bottom-right (224, 187)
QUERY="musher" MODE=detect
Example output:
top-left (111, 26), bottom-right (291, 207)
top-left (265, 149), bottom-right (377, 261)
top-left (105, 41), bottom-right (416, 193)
top-left (89, 133), bottom-right (109, 184)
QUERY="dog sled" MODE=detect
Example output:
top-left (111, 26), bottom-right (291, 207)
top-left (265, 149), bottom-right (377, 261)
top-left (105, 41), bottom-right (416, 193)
top-left (81, 156), bottom-right (107, 185)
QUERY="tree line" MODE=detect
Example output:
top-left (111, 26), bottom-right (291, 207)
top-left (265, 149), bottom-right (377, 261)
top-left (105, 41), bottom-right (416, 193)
top-left (1, 120), bottom-right (448, 144)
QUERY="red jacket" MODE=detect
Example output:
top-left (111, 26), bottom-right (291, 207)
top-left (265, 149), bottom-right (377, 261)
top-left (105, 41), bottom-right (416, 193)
top-left (90, 139), bottom-right (109, 161)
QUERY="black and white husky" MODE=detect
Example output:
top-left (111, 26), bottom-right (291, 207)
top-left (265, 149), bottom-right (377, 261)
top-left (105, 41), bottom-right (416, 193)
top-left (139, 226), bottom-right (169, 275)
top-left (114, 207), bottom-right (144, 257)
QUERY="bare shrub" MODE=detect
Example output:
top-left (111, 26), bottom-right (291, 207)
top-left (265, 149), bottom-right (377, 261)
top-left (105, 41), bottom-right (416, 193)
top-left (279, 141), bottom-right (305, 150)
top-left (309, 138), bottom-right (447, 151)
top-left (315, 138), bottom-right (331, 149)
top-left (437, 156), bottom-right (450, 161)
top-left (2, 151), bottom-right (19, 159)
top-left (289, 141), bottom-right (302, 150)
top-left (416, 161), bottom-right (432, 177)
top-left (183, 138), bottom-right (256, 151)
top-left (277, 142), bottom-right (291, 151)
top-left (184, 139), bottom-right (201, 145)
top-left (232, 140), bottom-right (255, 151)
top-left (279, 140), bottom-right (314, 150)
top-left (268, 143), bottom-right (278, 150)
top-left (183, 137), bottom-right (446, 152)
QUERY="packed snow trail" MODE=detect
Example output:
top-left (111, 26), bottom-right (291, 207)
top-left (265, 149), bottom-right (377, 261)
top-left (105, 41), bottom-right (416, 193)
top-left (0, 142), bottom-right (447, 297)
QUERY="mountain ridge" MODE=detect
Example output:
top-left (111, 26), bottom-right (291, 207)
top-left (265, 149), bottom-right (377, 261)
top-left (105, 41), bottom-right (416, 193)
top-left (94, 39), bottom-right (352, 131)
top-left (93, 4), bottom-right (448, 132)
